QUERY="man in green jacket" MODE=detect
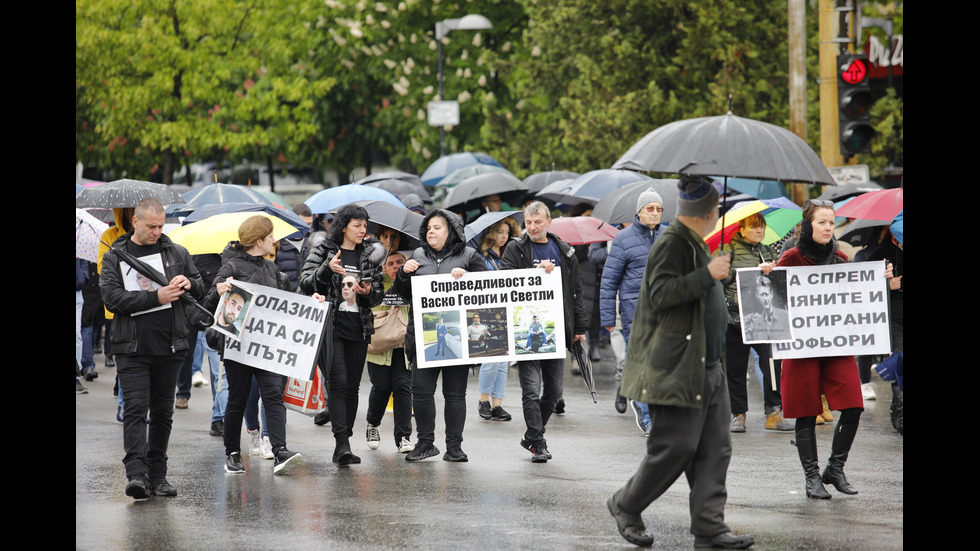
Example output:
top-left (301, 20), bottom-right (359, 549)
top-left (606, 176), bottom-right (754, 549)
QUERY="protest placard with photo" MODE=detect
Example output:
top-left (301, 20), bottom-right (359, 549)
top-left (210, 281), bottom-right (254, 341)
top-left (411, 267), bottom-right (565, 368)
top-left (119, 253), bottom-right (170, 316)
top-left (736, 268), bottom-right (793, 344)
top-left (222, 280), bottom-right (331, 381)
top-left (772, 260), bottom-right (891, 360)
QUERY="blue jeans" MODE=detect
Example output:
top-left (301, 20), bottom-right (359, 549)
top-left (478, 361), bottom-right (509, 400)
top-left (244, 375), bottom-right (269, 437)
top-left (200, 333), bottom-right (226, 423)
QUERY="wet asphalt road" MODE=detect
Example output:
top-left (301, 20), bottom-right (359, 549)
top-left (76, 347), bottom-right (903, 550)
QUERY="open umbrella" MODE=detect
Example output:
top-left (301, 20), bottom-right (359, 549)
top-left (613, 111), bottom-right (835, 246)
top-left (168, 212), bottom-right (303, 255)
top-left (704, 198), bottom-right (802, 252)
top-left (837, 218), bottom-right (889, 247)
top-left (817, 182), bottom-right (883, 202)
top-left (537, 169), bottom-right (653, 206)
top-left (523, 170), bottom-right (580, 194)
top-left (181, 202), bottom-right (310, 236)
top-left (712, 177), bottom-right (789, 200)
top-left (328, 200), bottom-right (424, 250)
top-left (76, 208), bottom-right (110, 262)
top-left (356, 171), bottom-right (424, 188)
top-left (613, 112), bottom-right (835, 185)
top-left (834, 187), bottom-right (903, 221)
top-left (591, 179), bottom-right (679, 226)
top-left (75, 179), bottom-right (185, 209)
top-left (420, 152), bottom-right (504, 187)
top-left (571, 340), bottom-right (597, 403)
top-left (304, 184), bottom-right (404, 215)
top-left (441, 173), bottom-right (528, 212)
top-left (464, 211), bottom-right (525, 249)
top-left (433, 165), bottom-right (515, 204)
top-left (169, 183), bottom-right (274, 217)
top-left (361, 178), bottom-right (432, 202)
top-left (548, 216), bottom-right (619, 245)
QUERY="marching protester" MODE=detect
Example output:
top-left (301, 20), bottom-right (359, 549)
top-left (607, 176), bottom-right (754, 549)
top-left (363, 250), bottom-right (416, 453)
top-left (500, 201), bottom-right (588, 463)
top-left (205, 215), bottom-right (310, 475)
top-left (776, 200), bottom-right (893, 499)
top-left (394, 209), bottom-right (487, 462)
top-left (599, 189), bottom-right (666, 432)
top-left (100, 198), bottom-right (206, 499)
top-left (299, 204), bottom-right (386, 466)
top-left (475, 217), bottom-right (521, 422)
top-left (721, 213), bottom-right (794, 433)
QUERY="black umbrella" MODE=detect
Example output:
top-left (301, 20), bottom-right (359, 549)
top-left (571, 340), bottom-right (597, 403)
top-left (591, 179), bottom-right (679, 226)
top-left (75, 179), bottom-right (185, 209)
top-left (613, 110), bottom-right (835, 246)
top-left (360, 178), bottom-right (432, 202)
top-left (441, 173), bottom-right (528, 213)
top-left (329, 200), bottom-right (424, 250)
top-left (523, 170), bottom-right (581, 194)
top-left (816, 182), bottom-right (884, 202)
top-left (106, 244), bottom-right (214, 328)
top-left (537, 169), bottom-right (653, 206)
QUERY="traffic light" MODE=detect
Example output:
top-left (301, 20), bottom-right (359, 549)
top-left (837, 54), bottom-right (875, 156)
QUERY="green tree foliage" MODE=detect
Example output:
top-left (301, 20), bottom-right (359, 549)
top-left (483, 0), bottom-right (790, 177)
top-left (76, 0), bottom-right (334, 184)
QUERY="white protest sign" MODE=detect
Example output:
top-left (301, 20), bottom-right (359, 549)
top-left (411, 267), bottom-right (565, 368)
top-left (772, 261), bottom-right (891, 360)
top-left (222, 280), bottom-right (330, 381)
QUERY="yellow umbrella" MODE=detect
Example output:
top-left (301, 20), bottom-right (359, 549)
top-left (169, 212), bottom-right (301, 255)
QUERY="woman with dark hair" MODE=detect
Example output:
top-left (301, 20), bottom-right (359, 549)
top-left (298, 204), bottom-right (385, 465)
top-left (721, 213), bottom-right (792, 433)
top-left (205, 215), bottom-right (314, 475)
top-left (475, 217), bottom-right (520, 421)
top-left (394, 209), bottom-right (487, 461)
top-left (777, 200), bottom-right (892, 499)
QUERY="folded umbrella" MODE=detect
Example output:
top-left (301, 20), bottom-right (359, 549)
top-left (571, 340), bottom-right (597, 403)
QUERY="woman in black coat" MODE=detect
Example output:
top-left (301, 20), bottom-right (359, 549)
top-left (298, 204), bottom-right (385, 466)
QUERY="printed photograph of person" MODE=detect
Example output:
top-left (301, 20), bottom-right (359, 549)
top-left (423, 311), bottom-right (462, 361)
top-left (738, 270), bottom-right (792, 343)
top-left (214, 286), bottom-right (252, 340)
top-left (339, 274), bottom-right (360, 312)
top-left (513, 307), bottom-right (558, 354)
top-left (120, 254), bottom-right (171, 315)
top-left (466, 308), bottom-right (508, 357)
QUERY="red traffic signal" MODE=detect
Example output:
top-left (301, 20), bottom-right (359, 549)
top-left (837, 54), bottom-right (875, 156)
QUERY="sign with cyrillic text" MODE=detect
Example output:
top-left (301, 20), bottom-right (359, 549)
top-left (771, 261), bottom-right (891, 360)
top-left (411, 268), bottom-right (565, 368)
top-left (223, 280), bottom-right (330, 381)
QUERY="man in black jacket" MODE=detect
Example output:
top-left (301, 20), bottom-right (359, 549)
top-left (100, 198), bottom-right (205, 500)
top-left (500, 201), bottom-right (588, 463)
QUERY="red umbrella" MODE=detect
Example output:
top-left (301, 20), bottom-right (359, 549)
top-left (835, 187), bottom-right (903, 221)
top-left (547, 216), bottom-right (619, 245)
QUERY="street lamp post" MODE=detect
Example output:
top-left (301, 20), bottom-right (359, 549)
top-left (435, 14), bottom-right (492, 158)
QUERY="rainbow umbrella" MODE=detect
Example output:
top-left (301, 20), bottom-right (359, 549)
top-left (705, 198), bottom-right (802, 252)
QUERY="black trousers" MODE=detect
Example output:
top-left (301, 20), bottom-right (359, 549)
top-left (518, 358), bottom-right (564, 445)
top-left (725, 324), bottom-right (781, 414)
top-left (324, 336), bottom-right (368, 441)
top-left (116, 351), bottom-right (185, 480)
top-left (411, 363), bottom-right (468, 447)
top-left (614, 365), bottom-right (733, 538)
top-left (223, 359), bottom-right (287, 456)
top-left (365, 349), bottom-right (413, 446)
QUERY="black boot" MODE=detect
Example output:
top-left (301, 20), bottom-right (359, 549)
top-left (795, 428), bottom-right (831, 499)
top-left (890, 383), bottom-right (903, 435)
top-left (822, 423), bottom-right (859, 495)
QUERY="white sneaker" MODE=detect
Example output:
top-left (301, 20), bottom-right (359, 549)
top-left (260, 436), bottom-right (275, 459)
top-left (862, 382), bottom-right (877, 400)
top-left (248, 429), bottom-right (262, 455)
top-left (366, 424), bottom-right (381, 450)
top-left (397, 437), bottom-right (415, 453)
top-left (192, 371), bottom-right (208, 387)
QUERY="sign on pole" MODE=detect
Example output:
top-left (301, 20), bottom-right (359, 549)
top-left (427, 100), bottom-right (460, 127)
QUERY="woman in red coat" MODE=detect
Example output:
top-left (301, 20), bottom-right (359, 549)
top-left (777, 200), bottom-right (890, 500)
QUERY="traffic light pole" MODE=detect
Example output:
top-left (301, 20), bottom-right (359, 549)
top-left (818, 0), bottom-right (847, 171)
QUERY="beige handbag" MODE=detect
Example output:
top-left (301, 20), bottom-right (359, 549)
top-left (367, 307), bottom-right (409, 354)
